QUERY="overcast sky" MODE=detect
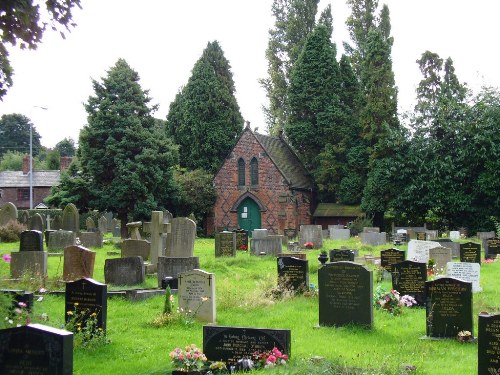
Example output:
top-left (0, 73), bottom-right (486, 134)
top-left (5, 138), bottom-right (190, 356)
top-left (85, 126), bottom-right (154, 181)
top-left (1, 0), bottom-right (499, 148)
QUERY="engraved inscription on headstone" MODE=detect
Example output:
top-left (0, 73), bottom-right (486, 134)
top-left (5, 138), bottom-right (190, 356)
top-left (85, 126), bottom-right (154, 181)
top-left (329, 249), bottom-right (355, 263)
top-left (65, 278), bottom-right (107, 332)
top-left (215, 231), bottom-right (236, 257)
top-left (459, 242), bottom-right (481, 264)
top-left (391, 260), bottom-right (427, 306)
top-left (478, 314), bottom-right (500, 375)
top-left (19, 230), bottom-right (44, 252)
top-left (178, 269), bottom-right (216, 323)
top-left (380, 248), bottom-right (405, 272)
top-left (485, 238), bottom-right (500, 259)
top-left (277, 256), bottom-right (308, 292)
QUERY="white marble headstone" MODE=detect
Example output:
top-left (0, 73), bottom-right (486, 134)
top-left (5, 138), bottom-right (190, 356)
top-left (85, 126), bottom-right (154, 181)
top-left (446, 262), bottom-right (481, 292)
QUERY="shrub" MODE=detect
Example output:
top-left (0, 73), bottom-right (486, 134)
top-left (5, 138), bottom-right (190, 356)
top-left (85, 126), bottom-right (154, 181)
top-left (0, 220), bottom-right (26, 242)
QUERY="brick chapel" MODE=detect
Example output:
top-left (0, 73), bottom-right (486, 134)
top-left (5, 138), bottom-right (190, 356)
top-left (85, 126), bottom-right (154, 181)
top-left (209, 123), bottom-right (314, 235)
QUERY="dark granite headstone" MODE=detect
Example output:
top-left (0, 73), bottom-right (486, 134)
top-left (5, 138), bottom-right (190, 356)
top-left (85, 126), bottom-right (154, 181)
top-left (460, 242), bottom-right (481, 264)
top-left (380, 248), bottom-right (405, 272)
top-left (215, 231), bottom-right (236, 257)
top-left (478, 313), bottom-right (500, 374)
top-left (65, 278), bottom-right (107, 332)
top-left (329, 249), bottom-right (355, 263)
top-left (104, 257), bottom-right (145, 285)
top-left (277, 256), bottom-right (309, 292)
top-left (318, 262), bottom-right (373, 327)
top-left (0, 324), bottom-right (73, 375)
top-left (392, 260), bottom-right (427, 306)
top-left (425, 277), bottom-right (473, 338)
top-left (19, 230), bottom-right (44, 252)
top-left (203, 325), bottom-right (291, 366)
top-left (485, 238), bottom-right (500, 259)
top-left (28, 213), bottom-right (44, 232)
top-left (233, 229), bottom-right (249, 250)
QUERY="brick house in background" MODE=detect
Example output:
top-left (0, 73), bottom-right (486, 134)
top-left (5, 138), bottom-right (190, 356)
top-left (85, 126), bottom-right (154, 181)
top-left (0, 155), bottom-right (71, 209)
top-left (209, 123), bottom-right (314, 235)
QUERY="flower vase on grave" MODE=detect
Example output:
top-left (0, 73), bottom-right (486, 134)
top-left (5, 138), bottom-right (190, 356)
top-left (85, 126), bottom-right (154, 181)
top-left (318, 253), bottom-right (328, 265)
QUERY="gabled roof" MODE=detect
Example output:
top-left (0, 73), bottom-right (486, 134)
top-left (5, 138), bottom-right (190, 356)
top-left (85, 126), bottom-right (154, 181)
top-left (253, 131), bottom-right (312, 190)
top-left (0, 170), bottom-right (61, 188)
top-left (313, 203), bottom-right (363, 217)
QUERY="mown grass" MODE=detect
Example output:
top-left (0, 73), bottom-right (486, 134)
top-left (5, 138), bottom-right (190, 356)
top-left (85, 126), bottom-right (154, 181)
top-left (0, 235), bottom-right (497, 374)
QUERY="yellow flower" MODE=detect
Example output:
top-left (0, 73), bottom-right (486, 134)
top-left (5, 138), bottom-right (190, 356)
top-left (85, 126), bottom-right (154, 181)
top-left (74, 303), bottom-right (79, 306)
top-left (67, 311), bottom-right (73, 316)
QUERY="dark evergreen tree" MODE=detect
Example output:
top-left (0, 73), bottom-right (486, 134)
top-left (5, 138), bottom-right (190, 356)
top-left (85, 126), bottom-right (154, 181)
top-left (0, 114), bottom-right (42, 157)
top-left (54, 137), bottom-right (76, 157)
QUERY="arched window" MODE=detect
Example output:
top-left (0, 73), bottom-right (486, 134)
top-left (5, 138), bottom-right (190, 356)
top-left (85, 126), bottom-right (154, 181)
top-left (250, 157), bottom-right (258, 186)
top-left (238, 158), bottom-right (245, 186)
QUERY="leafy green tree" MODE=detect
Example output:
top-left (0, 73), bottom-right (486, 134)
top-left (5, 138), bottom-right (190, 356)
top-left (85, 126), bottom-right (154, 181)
top-left (166, 41), bottom-right (243, 174)
top-left (55, 137), bottom-right (76, 157)
top-left (0, 150), bottom-right (23, 171)
top-left (260, 0), bottom-right (332, 135)
top-left (0, 114), bottom-right (41, 157)
top-left (45, 149), bottom-right (61, 170)
top-left (0, 0), bottom-right (81, 99)
top-left (79, 59), bottom-right (179, 237)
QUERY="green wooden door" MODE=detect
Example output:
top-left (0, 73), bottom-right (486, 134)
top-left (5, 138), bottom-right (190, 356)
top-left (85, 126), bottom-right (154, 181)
top-left (237, 197), bottom-right (261, 233)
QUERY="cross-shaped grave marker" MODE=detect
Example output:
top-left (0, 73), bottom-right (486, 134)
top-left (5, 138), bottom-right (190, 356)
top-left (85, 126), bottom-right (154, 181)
top-left (143, 211), bottom-right (171, 266)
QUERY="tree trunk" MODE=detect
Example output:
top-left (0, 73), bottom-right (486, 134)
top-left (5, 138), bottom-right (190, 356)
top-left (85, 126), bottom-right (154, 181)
top-left (119, 213), bottom-right (128, 239)
top-left (373, 211), bottom-right (385, 231)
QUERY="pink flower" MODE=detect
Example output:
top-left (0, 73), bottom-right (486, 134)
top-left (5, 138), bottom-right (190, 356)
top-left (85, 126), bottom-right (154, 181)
top-left (2, 254), bottom-right (11, 263)
top-left (267, 355), bottom-right (276, 363)
top-left (18, 302), bottom-right (27, 308)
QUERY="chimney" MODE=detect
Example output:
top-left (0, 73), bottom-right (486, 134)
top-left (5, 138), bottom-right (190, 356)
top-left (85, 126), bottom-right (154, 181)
top-left (22, 154), bottom-right (31, 175)
top-left (60, 156), bottom-right (73, 171)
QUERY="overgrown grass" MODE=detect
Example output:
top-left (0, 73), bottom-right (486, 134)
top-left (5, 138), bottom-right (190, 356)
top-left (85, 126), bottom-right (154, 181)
top-left (0, 235), bottom-right (496, 374)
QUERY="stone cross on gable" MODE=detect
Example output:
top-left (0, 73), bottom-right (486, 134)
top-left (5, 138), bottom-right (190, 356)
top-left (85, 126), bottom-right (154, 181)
top-left (143, 211), bottom-right (171, 266)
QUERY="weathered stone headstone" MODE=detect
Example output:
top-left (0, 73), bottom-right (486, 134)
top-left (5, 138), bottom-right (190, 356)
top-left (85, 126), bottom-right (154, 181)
top-left (449, 231), bottom-right (460, 240)
top-left (431, 239), bottom-right (460, 258)
top-left (104, 257), bottom-right (145, 286)
top-left (380, 248), bottom-right (405, 272)
top-left (277, 256), bottom-right (308, 292)
top-left (104, 212), bottom-right (113, 232)
top-left (318, 262), bottom-right (373, 327)
top-left (329, 228), bottom-right (350, 240)
top-left (48, 230), bottom-right (76, 251)
top-left (0, 202), bottom-right (17, 226)
top-left (363, 227), bottom-right (380, 233)
top-left (98, 216), bottom-right (108, 234)
top-left (51, 215), bottom-right (62, 230)
top-left (299, 225), bottom-right (323, 249)
top-left (28, 213), bottom-right (44, 232)
top-left (485, 238), bottom-right (500, 259)
top-left (78, 231), bottom-right (103, 249)
top-left (425, 277), bottom-right (473, 338)
top-left (407, 240), bottom-right (441, 263)
top-left (329, 249), bottom-right (355, 262)
top-left (446, 262), bottom-right (481, 292)
top-left (19, 230), bottom-right (44, 252)
top-left (252, 228), bottom-right (268, 239)
top-left (65, 278), bottom-right (107, 332)
top-left (85, 217), bottom-right (96, 232)
top-left (478, 313), bottom-right (500, 374)
top-left (360, 232), bottom-right (387, 246)
top-left (178, 269), bottom-right (216, 323)
top-left (165, 217), bottom-right (196, 258)
top-left (143, 211), bottom-right (171, 265)
top-left (215, 231), bottom-right (236, 257)
top-left (233, 229), bottom-right (248, 250)
top-left (203, 326), bottom-right (291, 367)
top-left (428, 247), bottom-right (452, 271)
top-left (459, 242), bottom-right (481, 264)
top-left (477, 231), bottom-right (495, 241)
top-left (392, 260), bottom-right (427, 306)
top-left (126, 221), bottom-right (143, 240)
top-left (157, 256), bottom-right (200, 288)
top-left (284, 228), bottom-right (297, 240)
top-left (10, 251), bottom-right (47, 279)
top-left (121, 239), bottom-right (150, 260)
top-left (63, 245), bottom-right (96, 281)
top-left (0, 324), bottom-right (73, 375)
top-left (19, 210), bottom-right (29, 225)
top-left (250, 234), bottom-right (283, 256)
top-left (61, 203), bottom-right (79, 232)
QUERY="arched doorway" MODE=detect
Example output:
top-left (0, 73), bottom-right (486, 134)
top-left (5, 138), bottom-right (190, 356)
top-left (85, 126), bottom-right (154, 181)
top-left (237, 197), bottom-right (261, 234)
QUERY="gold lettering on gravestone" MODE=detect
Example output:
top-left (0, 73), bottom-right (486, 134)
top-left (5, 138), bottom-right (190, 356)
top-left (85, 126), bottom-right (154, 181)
top-left (324, 266), bottom-right (360, 310)
top-left (219, 236), bottom-right (234, 256)
top-left (396, 267), bottom-right (425, 294)
top-left (428, 283), bottom-right (467, 318)
top-left (213, 333), bottom-right (272, 365)
top-left (381, 250), bottom-right (404, 271)
top-left (5, 347), bottom-right (47, 375)
top-left (461, 243), bottom-right (480, 263)
top-left (485, 321), bottom-right (500, 366)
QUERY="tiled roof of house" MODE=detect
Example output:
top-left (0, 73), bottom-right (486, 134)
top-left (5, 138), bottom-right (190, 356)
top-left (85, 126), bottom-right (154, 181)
top-left (254, 132), bottom-right (313, 190)
top-left (0, 170), bottom-right (61, 188)
top-left (313, 203), bottom-right (363, 217)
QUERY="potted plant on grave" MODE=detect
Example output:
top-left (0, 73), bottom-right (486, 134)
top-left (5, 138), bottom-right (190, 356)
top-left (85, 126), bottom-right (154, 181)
top-left (170, 344), bottom-right (207, 374)
top-left (427, 258), bottom-right (436, 276)
top-left (318, 250), bottom-right (328, 265)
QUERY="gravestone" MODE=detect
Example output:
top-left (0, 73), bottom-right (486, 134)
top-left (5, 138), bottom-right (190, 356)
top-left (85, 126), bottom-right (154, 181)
top-left (478, 313), bottom-right (500, 374)
top-left (126, 221), bottom-right (143, 240)
top-left (392, 260), bottom-right (427, 306)
top-left (157, 256), bottom-right (200, 288)
top-left (104, 257), bottom-right (145, 286)
top-left (61, 203), bottom-right (79, 232)
top-left (477, 231), bottom-right (495, 241)
top-left (363, 227), bottom-right (380, 233)
top-left (485, 238), bottom-right (500, 259)
top-left (459, 242), bottom-right (481, 264)
top-left (318, 262), bottom-right (373, 328)
top-left (329, 228), bottom-right (350, 240)
top-left (298, 225), bottom-right (323, 249)
top-left (28, 213), bottom-right (44, 232)
top-left (51, 215), bottom-right (62, 230)
top-left (284, 228), bottom-right (297, 240)
top-left (0, 202), bottom-right (17, 226)
top-left (98, 216), bottom-right (108, 234)
top-left (329, 249), bottom-right (355, 262)
top-left (425, 277), bottom-right (473, 338)
top-left (178, 269), bottom-right (216, 323)
top-left (277, 253), bottom-right (307, 260)
top-left (428, 247), bottom-right (452, 271)
top-left (360, 232), bottom-right (386, 246)
top-left (142, 211), bottom-right (171, 265)
top-left (65, 278), bottom-right (107, 332)
top-left (78, 231), bottom-right (103, 248)
top-left (10, 251), bottom-right (47, 279)
top-left (380, 248), bottom-right (405, 272)
top-left (446, 262), bottom-right (481, 292)
top-left (233, 229), bottom-right (249, 250)
top-left (48, 230), bottom-right (76, 251)
top-left (215, 231), bottom-right (236, 257)
top-left (0, 324), bottom-right (73, 375)
top-left (277, 256), bottom-right (308, 292)
top-left (250, 235), bottom-right (283, 256)
top-left (416, 231), bottom-right (426, 240)
top-left (203, 326), bottom-right (291, 367)
top-left (121, 239), bottom-right (150, 260)
top-left (19, 210), bottom-right (29, 225)
top-left (432, 239), bottom-right (460, 258)
top-left (449, 231), bottom-right (460, 240)
top-left (63, 245), bottom-right (96, 281)
top-left (252, 228), bottom-right (268, 238)
top-left (407, 240), bottom-right (441, 263)
top-left (85, 217), bottom-right (96, 232)
top-left (112, 219), bottom-right (121, 237)
top-left (165, 217), bottom-right (196, 258)
top-left (19, 230), bottom-right (44, 252)
top-left (104, 212), bottom-right (114, 232)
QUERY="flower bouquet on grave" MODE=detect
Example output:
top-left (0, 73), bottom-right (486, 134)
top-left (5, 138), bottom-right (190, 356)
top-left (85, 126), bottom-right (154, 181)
top-left (304, 241), bottom-right (314, 249)
top-left (457, 330), bottom-right (473, 343)
top-left (170, 344), bottom-right (207, 374)
top-left (238, 245), bottom-right (248, 251)
top-left (251, 347), bottom-right (288, 369)
top-left (374, 286), bottom-right (417, 316)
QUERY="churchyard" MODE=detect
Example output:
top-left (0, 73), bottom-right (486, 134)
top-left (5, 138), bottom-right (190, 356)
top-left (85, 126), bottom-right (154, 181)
top-left (0, 224), bottom-right (499, 374)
